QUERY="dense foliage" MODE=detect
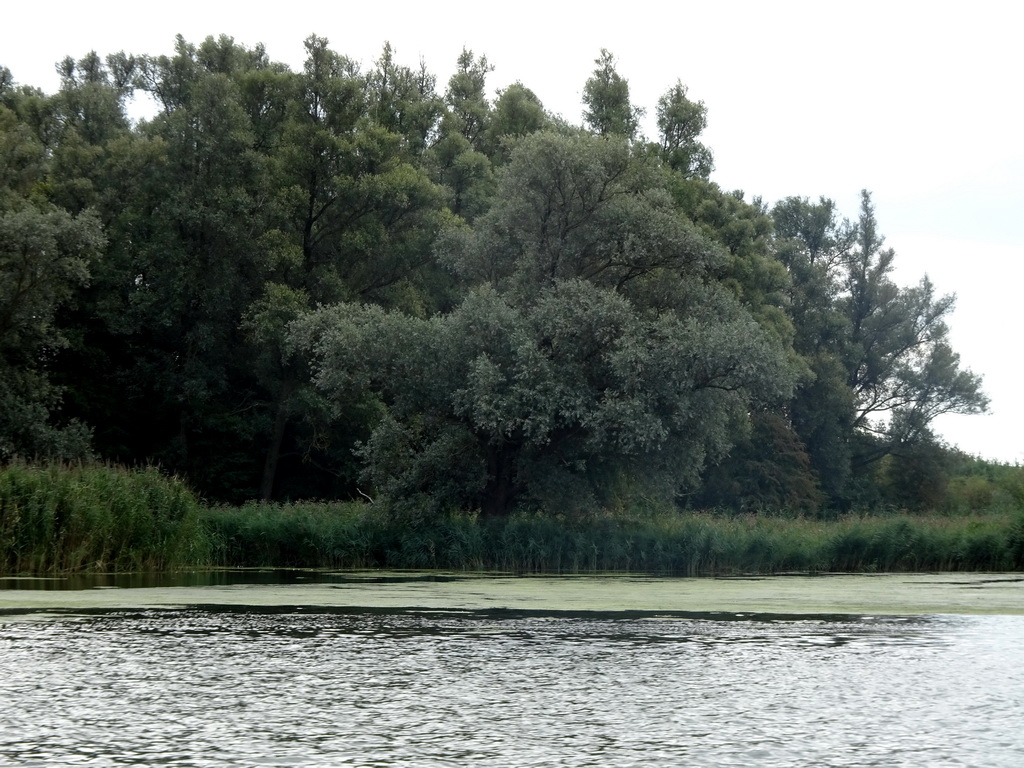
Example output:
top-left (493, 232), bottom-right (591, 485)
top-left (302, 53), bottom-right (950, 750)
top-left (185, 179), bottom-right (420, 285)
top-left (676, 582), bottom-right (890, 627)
top-left (0, 38), bottom-right (992, 515)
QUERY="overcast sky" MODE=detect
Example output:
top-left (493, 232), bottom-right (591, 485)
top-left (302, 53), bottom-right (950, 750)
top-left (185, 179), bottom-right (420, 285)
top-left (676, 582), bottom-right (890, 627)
top-left (4, 0), bottom-right (1022, 463)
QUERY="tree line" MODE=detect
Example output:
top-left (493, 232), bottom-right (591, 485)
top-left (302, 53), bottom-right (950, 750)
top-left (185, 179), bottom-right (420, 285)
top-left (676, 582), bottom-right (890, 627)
top-left (0, 36), bottom-right (989, 514)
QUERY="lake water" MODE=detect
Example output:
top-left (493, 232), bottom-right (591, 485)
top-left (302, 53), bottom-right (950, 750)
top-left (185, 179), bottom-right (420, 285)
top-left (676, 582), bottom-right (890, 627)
top-left (1, 583), bottom-right (1023, 767)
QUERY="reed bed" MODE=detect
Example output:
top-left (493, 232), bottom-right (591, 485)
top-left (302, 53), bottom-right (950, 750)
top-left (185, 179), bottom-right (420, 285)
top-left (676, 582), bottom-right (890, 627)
top-left (204, 503), bottom-right (1024, 575)
top-left (3, 463), bottom-right (1022, 574)
top-left (0, 463), bottom-right (210, 573)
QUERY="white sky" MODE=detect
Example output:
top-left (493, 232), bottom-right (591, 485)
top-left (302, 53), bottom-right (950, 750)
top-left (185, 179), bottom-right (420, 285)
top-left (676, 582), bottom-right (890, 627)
top-left (3, 0), bottom-right (1023, 463)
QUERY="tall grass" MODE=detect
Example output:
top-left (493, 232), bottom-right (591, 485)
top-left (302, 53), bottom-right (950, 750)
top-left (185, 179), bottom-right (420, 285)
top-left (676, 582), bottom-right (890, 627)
top-left (203, 502), bottom-right (490, 570)
top-left (0, 463), bottom-right (210, 573)
top-left (3, 464), bottom-right (1022, 575)
top-left (203, 503), bottom-right (1024, 575)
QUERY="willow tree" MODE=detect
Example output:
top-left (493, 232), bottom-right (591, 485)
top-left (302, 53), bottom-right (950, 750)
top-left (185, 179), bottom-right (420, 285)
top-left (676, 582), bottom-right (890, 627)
top-left (292, 131), bottom-right (796, 515)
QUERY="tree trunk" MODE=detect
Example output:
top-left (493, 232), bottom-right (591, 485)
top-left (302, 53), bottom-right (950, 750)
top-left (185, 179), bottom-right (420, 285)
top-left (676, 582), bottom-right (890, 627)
top-left (260, 384), bottom-right (293, 500)
top-left (482, 444), bottom-right (518, 517)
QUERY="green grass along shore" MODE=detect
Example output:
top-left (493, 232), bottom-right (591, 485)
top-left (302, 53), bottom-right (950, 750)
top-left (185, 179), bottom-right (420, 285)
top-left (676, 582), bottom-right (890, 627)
top-left (2, 463), bottom-right (1023, 575)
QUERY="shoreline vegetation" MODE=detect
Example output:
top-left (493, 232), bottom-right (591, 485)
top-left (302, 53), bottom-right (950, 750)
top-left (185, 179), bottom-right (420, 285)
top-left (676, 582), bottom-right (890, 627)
top-left (2, 464), bottom-right (1021, 577)
top-left (4, 40), bottom-right (1022, 593)
top-left (1, 38), bottom-right (994, 522)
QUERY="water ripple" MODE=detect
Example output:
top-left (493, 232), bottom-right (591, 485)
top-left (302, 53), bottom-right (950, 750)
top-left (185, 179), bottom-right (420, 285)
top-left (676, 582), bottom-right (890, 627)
top-left (1, 609), bottom-right (1021, 767)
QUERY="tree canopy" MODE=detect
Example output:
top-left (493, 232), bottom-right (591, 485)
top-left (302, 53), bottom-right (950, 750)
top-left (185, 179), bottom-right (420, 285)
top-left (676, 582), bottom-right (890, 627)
top-left (0, 39), bottom-right (987, 513)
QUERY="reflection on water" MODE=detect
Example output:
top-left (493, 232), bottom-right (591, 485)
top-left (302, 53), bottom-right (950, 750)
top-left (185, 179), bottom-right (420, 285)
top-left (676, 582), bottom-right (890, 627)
top-left (0, 606), bottom-right (1021, 767)
top-left (0, 569), bottom-right (461, 591)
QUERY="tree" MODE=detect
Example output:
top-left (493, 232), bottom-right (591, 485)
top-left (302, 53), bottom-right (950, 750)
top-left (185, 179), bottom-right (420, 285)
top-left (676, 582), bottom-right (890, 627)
top-left (582, 50), bottom-right (643, 140)
top-left (44, 34), bottom-right (288, 497)
top-left (243, 37), bottom-right (451, 498)
top-left (279, 36), bottom-right (448, 305)
top-left (772, 195), bottom-right (857, 272)
top-left (53, 51), bottom-right (134, 148)
top-left (294, 131), bottom-right (797, 516)
top-left (670, 181), bottom-right (791, 339)
top-left (365, 43), bottom-right (443, 157)
top-left (693, 411), bottom-right (824, 512)
top-left (293, 280), bottom-right (794, 517)
top-left (241, 283), bottom-right (321, 500)
top-left (437, 130), bottom-right (717, 303)
top-left (0, 93), bottom-right (46, 202)
top-left (1, 73), bottom-right (104, 461)
top-left (0, 144), bottom-right (105, 458)
top-left (483, 82), bottom-right (548, 163)
top-left (442, 48), bottom-right (493, 152)
top-left (428, 49), bottom-right (495, 220)
top-left (769, 191), bottom-right (988, 508)
top-left (842, 191), bottom-right (987, 451)
top-left (655, 81), bottom-right (713, 178)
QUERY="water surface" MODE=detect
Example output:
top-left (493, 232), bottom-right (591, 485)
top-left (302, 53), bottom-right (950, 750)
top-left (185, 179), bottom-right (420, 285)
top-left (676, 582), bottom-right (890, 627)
top-left (2, 571), bottom-right (1023, 614)
top-left (1, 602), bottom-right (1022, 767)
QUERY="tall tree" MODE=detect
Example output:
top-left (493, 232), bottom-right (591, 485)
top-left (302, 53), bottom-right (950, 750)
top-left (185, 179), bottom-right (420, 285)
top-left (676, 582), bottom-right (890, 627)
top-left (429, 48), bottom-right (495, 220)
top-left (770, 191), bottom-right (987, 508)
top-left (771, 195), bottom-right (858, 502)
top-left (582, 49), bottom-right (643, 140)
top-left (841, 191), bottom-right (987, 460)
top-left (280, 36), bottom-right (447, 305)
top-left (483, 82), bottom-right (548, 163)
top-left (53, 35), bottom-right (284, 497)
top-left (442, 48), bottom-right (493, 152)
top-left (655, 80), bottom-right (713, 179)
top-left (295, 131), bottom-right (796, 516)
top-left (365, 43), bottom-right (443, 157)
top-left (250, 37), bottom-right (449, 498)
top-left (0, 93), bottom-right (105, 459)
